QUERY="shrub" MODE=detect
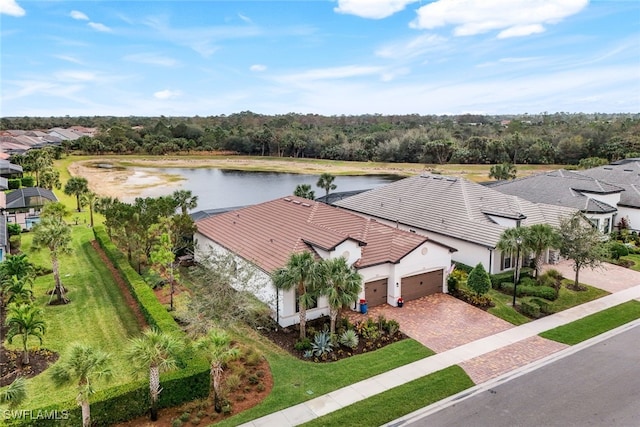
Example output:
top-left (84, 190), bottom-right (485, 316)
top-left (491, 271), bottom-right (516, 289)
top-left (467, 263), bottom-right (491, 296)
top-left (8, 179), bottom-right (21, 190)
top-left (500, 282), bottom-right (557, 300)
top-left (226, 374), bottom-right (241, 391)
top-left (9, 235), bottom-right (21, 252)
top-left (520, 300), bottom-right (541, 318)
top-left (385, 319), bottom-right (400, 336)
top-left (609, 241), bottom-right (629, 260)
top-left (456, 288), bottom-right (494, 308)
top-left (172, 418), bottom-right (184, 427)
top-left (447, 274), bottom-right (459, 293)
top-left (294, 338), bottom-right (312, 351)
top-left (519, 277), bottom-right (538, 288)
top-left (338, 329), bottom-right (359, 349)
top-left (7, 223), bottom-right (21, 236)
top-left (530, 298), bottom-right (553, 314)
top-left (20, 176), bottom-right (35, 187)
top-left (453, 262), bottom-right (473, 273)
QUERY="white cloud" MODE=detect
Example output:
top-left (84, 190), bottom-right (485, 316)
top-left (238, 13), bottom-right (252, 24)
top-left (52, 54), bottom-right (84, 65)
top-left (410, 0), bottom-right (588, 38)
top-left (277, 65), bottom-right (384, 85)
top-left (376, 34), bottom-right (448, 59)
top-left (123, 53), bottom-right (179, 67)
top-left (154, 89), bottom-right (182, 100)
top-left (55, 70), bottom-right (97, 82)
top-left (334, 0), bottom-right (419, 19)
top-left (70, 10), bottom-right (89, 21)
top-left (250, 64), bottom-right (267, 72)
top-left (88, 22), bottom-right (112, 32)
top-left (0, 0), bottom-right (25, 17)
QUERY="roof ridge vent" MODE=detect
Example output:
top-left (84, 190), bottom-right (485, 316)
top-left (301, 202), bottom-right (311, 207)
top-left (283, 197), bottom-right (292, 202)
top-left (292, 200), bottom-right (301, 204)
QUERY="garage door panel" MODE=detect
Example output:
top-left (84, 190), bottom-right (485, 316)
top-left (365, 278), bottom-right (388, 307)
top-left (402, 270), bottom-right (443, 301)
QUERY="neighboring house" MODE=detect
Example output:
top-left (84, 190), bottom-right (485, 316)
top-left (0, 159), bottom-right (24, 191)
top-left (334, 174), bottom-right (576, 274)
top-left (1, 187), bottom-right (58, 230)
top-left (578, 158), bottom-right (640, 231)
top-left (0, 216), bottom-right (7, 262)
top-left (194, 196), bottom-right (456, 327)
top-left (488, 170), bottom-right (623, 234)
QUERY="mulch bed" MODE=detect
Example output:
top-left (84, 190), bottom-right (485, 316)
top-left (260, 316), bottom-right (407, 362)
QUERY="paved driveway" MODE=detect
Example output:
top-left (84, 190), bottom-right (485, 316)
top-left (542, 260), bottom-right (640, 293)
top-left (346, 293), bottom-right (513, 353)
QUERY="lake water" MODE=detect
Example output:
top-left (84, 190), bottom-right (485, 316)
top-left (126, 167), bottom-right (398, 210)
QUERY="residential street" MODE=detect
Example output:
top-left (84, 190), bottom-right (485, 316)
top-left (405, 324), bottom-right (640, 427)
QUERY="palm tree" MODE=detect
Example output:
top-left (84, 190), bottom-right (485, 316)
top-left (4, 275), bottom-right (34, 305)
top-left (80, 191), bottom-right (99, 227)
top-left (524, 224), bottom-right (560, 278)
top-left (316, 257), bottom-right (362, 335)
top-left (31, 216), bottom-right (73, 304)
top-left (272, 252), bottom-right (317, 339)
top-left (125, 328), bottom-right (181, 421)
top-left (316, 173), bottom-right (337, 197)
top-left (489, 162), bottom-right (517, 180)
top-left (0, 253), bottom-right (35, 281)
top-left (172, 189), bottom-right (198, 215)
top-left (1, 377), bottom-right (27, 409)
top-left (6, 303), bottom-right (46, 365)
top-left (293, 184), bottom-right (315, 200)
top-left (64, 177), bottom-right (89, 212)
top-left (50, 343), bottom-right (113, 427)
top-left (496, 227), bottom-right (527, 283)
top-left (195, 329), bottom-right (240, 413)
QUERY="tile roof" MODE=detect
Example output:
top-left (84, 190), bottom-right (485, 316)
top-left (5, 187), bottom-right (58, 210)
top-left (196, 196), bottom-right (432, 273)
top-left (578, 160), bottom-right (640, 208)
top-left (335, 174), bottom-right (576, 248)
top-left (488, 170), bottom-right (623, 213)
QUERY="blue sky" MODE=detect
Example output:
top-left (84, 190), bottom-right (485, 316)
top-left (1, 0), bottom-right (638, 117)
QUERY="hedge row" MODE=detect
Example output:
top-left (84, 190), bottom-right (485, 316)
top-left (499, 282), bottom-right (557, 300)
top-left (7, 177), bottom-right (36, 190)
top-left (490, 268), bottom-right (533, 289)
top-left (8, 227), bottom-right (210, 426)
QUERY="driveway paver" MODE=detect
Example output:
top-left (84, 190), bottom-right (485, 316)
top-left (543, 260), bottom-right (640, 293)
top-left (346, 293), bottom-right (513, 353)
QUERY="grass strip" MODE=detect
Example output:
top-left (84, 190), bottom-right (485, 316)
top-left (301, 365), bottom-right (474, 427)
top-left (216, 339), bottom-right (434, 426)
top-left (540, 300), bottom-right (640, 345)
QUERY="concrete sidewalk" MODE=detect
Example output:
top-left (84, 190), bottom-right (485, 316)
top-left (240, 285), bottom-right (640, 427)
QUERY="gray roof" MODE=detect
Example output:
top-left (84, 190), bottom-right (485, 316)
top-left (335, 174), bottom-right (575, 248)
top-left (578, 160), bottom-right (640, 209)
top-left (5, 187), bottom-right (58, 210)
top-left (488, 170), bottom-right (623, 213)
top-left (315, 189), bottom-right (369, 205)
top-left (190, 206), bottom-right (246, 221)
top-left (0, 159), bottom-right (23, 175)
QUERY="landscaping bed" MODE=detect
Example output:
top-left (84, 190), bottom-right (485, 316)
top-left (260, 315), bottom-right (407, 362)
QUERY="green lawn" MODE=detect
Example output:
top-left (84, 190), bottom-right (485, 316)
top-left (539, 300), bottom-right (640, 345)
top-left (486, 282), bottom-right (608, 325)
top-left (216, 338), bottom-right (434, 426)
top-left (2, 227), bottom-right (142, 407)
top-left (300, 365), bottom-right (473, 427)
top-left (621, 254), bottom-right (640, 271)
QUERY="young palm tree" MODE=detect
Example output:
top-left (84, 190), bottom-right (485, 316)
top-left (293, 184), bottom-right (315, 200)
top-left (50, 343), bottom-right (113, 427)
top-left (172, 189), bottom-right (199, 215)
top-left (316, 173), bottom-right (337, 197)
top-left (272, 252), bottom-right (317, 339)
top-left (31, 216), bottom-right (73, 304)
top-left (496, 227), bottom-right (528, 283)
top-left (4, 275), bottom-right (34, 305)
top-left (0, 377), bottom-right (27, 409)
top-left (316, 257), bottom-right (362, 335)
top-left (64, 176), bottom-right (89, 212)
top-left (6, 303), bottom-right (46, 365)
top-left (524, 224), bottom-right (560, 278)
top-left (125, 328), bottom-right (181, 421)
top-left (0, 253), bottom-right (35, 281)
top-left (195, 329), bottom-right (240, 413)
top-left (80, 191), bottom-right (99, 227)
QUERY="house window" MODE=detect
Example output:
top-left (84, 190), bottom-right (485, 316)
top-left (589, 218), bottom-right (599, 229)
top-left (295, 289), bottom-right (317, 313)
top-left (501, 251), bottom-right (513, 270)
top-left (603, 217), bottom-right (611, 234)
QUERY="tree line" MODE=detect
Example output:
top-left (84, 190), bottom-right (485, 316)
top-left (3, 112), bottom-right (639, 165)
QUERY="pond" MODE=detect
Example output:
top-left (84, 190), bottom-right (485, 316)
top-left (124, 167), bottom-right (398, 210)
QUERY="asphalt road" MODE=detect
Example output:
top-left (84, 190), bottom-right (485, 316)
top-left (406, 324), bottom-right (640, 427)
